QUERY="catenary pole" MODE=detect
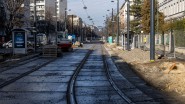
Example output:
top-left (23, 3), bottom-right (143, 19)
top-left (112, 8), bottom-right (114, 36)
top-left (117, 0), bottom-right (120, 45)
top-left (33, 0), bottom-right (37, 52)
top-left (127, 0), bottom-right (130, 50)
top-left (150, 0), bottom-right (155, 61)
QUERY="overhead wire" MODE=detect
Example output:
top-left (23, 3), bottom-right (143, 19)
top-left (81, 0), bottom-right (94, 25)
top-left (80, 0), bottom-right (117, 26)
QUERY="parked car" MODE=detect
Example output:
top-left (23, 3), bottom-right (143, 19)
top-left (2, 40), bottom-right (12, 48)
top-left (2, 40), bottom-right (34, 48)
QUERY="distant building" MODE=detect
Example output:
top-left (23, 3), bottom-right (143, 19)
top-left (68, 15), bottom-right (82, 26)
top-left (21, 0), bottom-right (31, 28)
top-left (119, 0), bottom-right (139, 49)
top-left (56, 0), bottom-right (67, 21)
top-left (30, 0), bottom-right (56, 21)
top-left (30, 0), bottom-right (67, 21)
top-left (119, 0), bottom-right (134, 33)
top-left (158, 0), bottom-right (185, 21)
top-left (68, 14), bottom-right (83, 40)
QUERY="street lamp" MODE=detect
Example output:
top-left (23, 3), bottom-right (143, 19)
top-left (111, 0), bottom-right (120, 46)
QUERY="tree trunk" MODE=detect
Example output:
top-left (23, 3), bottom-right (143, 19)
top-left (169, 29), bottom-right (174, 53)
top-left (161, 31), bottom-right (166, 56)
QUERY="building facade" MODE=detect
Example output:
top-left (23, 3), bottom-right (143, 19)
top-left (56, 0), bottom-right (67, 21)
top-left (30, 0), bottom-right (67, 22)
top-left (30, 0), bottom-right (56, 21)
top-left (119, 0), bottom-right (135, 49)
top-left (21, 0), bottom-right (31, 28)
top-left (158, 0), bottom-right (185, 21)
top-left (119, 0), bottom-right (134, 33)
top-left (68, 14), bottom-right (83, 41)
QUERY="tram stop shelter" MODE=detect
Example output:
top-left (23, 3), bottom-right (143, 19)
top-left (12, 28), bottom-right (30, 54)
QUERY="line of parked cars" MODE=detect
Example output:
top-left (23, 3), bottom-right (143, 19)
top-left (1, 40), bottom-right (34, 48)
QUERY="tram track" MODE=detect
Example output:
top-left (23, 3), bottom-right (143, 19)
top-left (102, 46), bottom-right (134, 104)
top-left (0, 56), bottom-right (40, 73)
top-left (0, 44), bottom-right (96, 104)
top-left (0, 57), bottom-right (57, 89)
top-left (67, 45), bottom-right (95, 104)
top-left (0, 49), bottom-right (81, 89)
top-left (67, 44), bottom-right (134, 104)
top-left (0, 43), bottom-right (162, 104)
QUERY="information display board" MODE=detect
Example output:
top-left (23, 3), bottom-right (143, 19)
top-left (12, 29), bottom-right (28, 54)
top-left (14, 32), bottom-right (25, 48)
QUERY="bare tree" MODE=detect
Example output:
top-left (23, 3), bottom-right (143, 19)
top-left (45, 7), bottom-right (55, 25)
top-left (4, 0), bottom-right (25, 40)
top-left (0, 1), bottom-right (6, 32)
top-left (36, 7), bottom-right (55, 40)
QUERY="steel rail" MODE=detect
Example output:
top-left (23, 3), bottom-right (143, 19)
top-left (0, 57), bottom-right (40, 73)
top-left (102, 45), bottom-right (134, 104)
top-left (0, 57), bottom-right (57, 89)
top-left (67, 45), bottom-right (96, 104)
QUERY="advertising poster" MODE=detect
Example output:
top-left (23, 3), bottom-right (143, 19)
top-left (14, 32), bottom-right (25, 48)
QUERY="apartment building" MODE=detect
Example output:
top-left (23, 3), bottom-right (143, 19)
top-left (56, 0), bottom-right (67, 21)
top-left (30, 0), bottom-right (55, 21)
top-left (22, 0), bottom-right (31, 28)
top-left (119, 0), bottom-right (134, 33)
top-left (158, 0), bottom-right (185, 21)
top-left (119, 0), bottom-right (140, 49)
top-left (30, 0), bottom-right (67, 21)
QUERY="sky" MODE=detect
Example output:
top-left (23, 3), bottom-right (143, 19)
top-left (68, 0), bottom-right (125, 27)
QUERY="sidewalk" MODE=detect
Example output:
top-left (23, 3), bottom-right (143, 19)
top-left (106, 43), bottom-right (185, 61)
top-left (105, 43), bottom-right (150, 63)
top-left (105, 43), bottom-right (185, 104)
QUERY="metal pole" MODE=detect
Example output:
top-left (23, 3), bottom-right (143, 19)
top-left (112, 8), bottom-right (114, 36)
top-left (33, 0), bottom-right (37, 52)
top-left (64, 8), bottom-right (67, 32)
top-left (81, 28), bottom-right (83, 42)
top-left (34, 0), bottom-right (36, 25)
top-left (106, 15), bottom-right (108, 43)
top-left (91, 29), bottom-right (92, 42)
top-left (72, 15), bottom-right (73, 34)
top-left (117, 0), bottom-right (120, 45)
top-left (174, 32), bottom-right (176, 58)
top-left (55, 2), bottom-right (57, 45)
top-left (127, 0), bottom-right (130, 50)
top-left (150, 0), bottom-right (155, 61)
